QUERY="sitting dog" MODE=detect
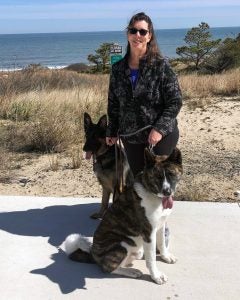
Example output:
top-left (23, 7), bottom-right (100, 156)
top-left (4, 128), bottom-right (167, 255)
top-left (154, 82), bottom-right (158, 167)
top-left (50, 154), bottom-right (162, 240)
top-left (64, 148), bottom-right (183, 284)
top-left (83, 112), bottom-right (133, 219)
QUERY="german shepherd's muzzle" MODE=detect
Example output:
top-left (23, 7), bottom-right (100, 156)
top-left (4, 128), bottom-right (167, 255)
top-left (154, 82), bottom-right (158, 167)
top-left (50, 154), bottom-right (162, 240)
top-left (83, 112), bottom-right (133, 219)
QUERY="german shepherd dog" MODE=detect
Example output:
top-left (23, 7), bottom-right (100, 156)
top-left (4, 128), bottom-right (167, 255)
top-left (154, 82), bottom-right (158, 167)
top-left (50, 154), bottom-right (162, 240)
top-left (64, 148), bottom-right (183, 284)
top-left (83, 112), bottom-right (133, 219)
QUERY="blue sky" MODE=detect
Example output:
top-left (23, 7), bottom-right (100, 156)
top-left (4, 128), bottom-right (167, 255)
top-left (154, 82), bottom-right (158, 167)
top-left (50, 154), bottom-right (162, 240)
top-left (0, 0), bottom-right (239, 34)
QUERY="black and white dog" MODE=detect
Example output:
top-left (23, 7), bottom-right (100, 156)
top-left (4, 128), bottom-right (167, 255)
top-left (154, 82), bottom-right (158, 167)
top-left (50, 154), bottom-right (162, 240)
top-left (64, 148), bottom-right (183, 284)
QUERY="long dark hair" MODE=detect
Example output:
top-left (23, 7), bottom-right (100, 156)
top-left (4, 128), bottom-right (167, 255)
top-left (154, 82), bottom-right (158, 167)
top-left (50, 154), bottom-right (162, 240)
top-left (125, 12), bottom-right (162, 62)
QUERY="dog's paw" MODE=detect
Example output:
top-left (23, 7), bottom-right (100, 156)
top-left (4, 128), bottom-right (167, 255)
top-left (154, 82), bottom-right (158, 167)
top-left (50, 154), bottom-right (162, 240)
top-left (152, 272), bottom-right (168, 285)
top-left (159, 253), bottom-right (177, 264)
top-left (136, 248), bottom-right (144, 260)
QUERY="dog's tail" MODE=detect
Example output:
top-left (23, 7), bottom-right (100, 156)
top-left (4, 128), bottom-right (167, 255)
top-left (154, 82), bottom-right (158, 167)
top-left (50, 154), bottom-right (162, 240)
top-left (63, 234), bottom-right (95, 263)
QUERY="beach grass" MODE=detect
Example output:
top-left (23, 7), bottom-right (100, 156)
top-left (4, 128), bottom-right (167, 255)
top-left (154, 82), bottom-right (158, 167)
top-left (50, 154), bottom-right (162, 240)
top-left (179, 68), bottom-right (240, 99)
top-left (0, 68), bottom-right (239, 202)
top-left (0, 68), bottom-right (239, 153)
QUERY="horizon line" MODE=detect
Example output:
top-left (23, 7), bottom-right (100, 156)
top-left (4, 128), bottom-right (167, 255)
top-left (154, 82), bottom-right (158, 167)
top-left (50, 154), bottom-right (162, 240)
top-left (1, 25), bottom-right (240, 36)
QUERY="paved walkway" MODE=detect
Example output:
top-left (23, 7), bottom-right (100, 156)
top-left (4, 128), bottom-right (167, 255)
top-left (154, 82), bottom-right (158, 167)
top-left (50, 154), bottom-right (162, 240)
top-left (0, 195), bottom-right (239, 300)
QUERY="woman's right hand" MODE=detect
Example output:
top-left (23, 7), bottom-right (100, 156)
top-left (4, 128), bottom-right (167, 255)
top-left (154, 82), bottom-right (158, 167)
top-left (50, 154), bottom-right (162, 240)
top-left (106, 137), bottom-right (118, 146)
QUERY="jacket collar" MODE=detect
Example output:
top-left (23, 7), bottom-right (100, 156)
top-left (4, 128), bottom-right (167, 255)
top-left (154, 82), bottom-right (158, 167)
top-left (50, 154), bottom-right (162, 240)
top-left (122, 54), bottom-right (149, 78)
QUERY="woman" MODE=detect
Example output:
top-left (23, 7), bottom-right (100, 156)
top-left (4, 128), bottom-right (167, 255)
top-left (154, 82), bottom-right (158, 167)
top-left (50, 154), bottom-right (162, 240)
top-left (106, 12), bottom-right (182, 176)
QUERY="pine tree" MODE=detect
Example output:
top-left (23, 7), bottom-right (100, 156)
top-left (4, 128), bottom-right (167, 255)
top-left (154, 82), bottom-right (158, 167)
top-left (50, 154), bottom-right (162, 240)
top-left (88, 43), bottom-right (113, 72)
top-left (176, 22), bottom-right (221, 70)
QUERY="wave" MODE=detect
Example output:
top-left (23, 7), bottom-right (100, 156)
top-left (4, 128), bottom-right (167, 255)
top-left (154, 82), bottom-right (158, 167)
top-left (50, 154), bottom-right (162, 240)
top-left (0, 65), bottom-right (68, 72)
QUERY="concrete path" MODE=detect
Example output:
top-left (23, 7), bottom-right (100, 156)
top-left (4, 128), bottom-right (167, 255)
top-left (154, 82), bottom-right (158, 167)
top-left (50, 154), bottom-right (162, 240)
top-left (0, 195), bottom-right (239, 300)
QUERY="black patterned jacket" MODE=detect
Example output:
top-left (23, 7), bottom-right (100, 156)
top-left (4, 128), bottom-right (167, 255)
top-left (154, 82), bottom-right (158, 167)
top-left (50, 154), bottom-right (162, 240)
top-left (106, 55), bottom-right (182, 143)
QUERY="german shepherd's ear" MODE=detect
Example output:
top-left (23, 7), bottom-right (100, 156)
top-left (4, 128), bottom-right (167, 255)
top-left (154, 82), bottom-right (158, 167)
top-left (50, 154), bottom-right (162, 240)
top-left (84, 112), bottom-right (92, 132)
top-left (167, 147), bottom-right (182, 166)
top-left (97, 115), bottom-right (107, 129)
top-left (144, 148), bottom-right (156, 168)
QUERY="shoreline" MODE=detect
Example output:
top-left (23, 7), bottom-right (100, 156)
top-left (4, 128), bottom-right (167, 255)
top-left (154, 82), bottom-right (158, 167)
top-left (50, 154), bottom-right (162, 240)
top-left (0, 65), bottom-right (68, 73)
top-left (1, 27), bottom-right (239, 72)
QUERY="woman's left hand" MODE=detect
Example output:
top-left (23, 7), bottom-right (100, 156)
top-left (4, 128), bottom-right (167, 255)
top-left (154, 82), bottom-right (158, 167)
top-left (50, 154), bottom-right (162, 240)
top-left (148, 129), bottom-right (163, 146)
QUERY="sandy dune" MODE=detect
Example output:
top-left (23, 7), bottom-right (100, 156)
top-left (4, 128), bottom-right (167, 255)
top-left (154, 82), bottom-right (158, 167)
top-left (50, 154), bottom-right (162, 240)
top-left (0, 97), bottom-right (239, 202)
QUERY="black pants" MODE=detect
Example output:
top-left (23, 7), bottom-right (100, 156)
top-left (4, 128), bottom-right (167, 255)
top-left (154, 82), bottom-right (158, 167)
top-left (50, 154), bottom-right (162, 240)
top-left (122, 126), bottom-right (179, 176)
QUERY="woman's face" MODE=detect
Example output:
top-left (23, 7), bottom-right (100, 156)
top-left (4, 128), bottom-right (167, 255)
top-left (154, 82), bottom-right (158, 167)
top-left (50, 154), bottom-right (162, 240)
top-left (127, 20), bottom-right (152, 54)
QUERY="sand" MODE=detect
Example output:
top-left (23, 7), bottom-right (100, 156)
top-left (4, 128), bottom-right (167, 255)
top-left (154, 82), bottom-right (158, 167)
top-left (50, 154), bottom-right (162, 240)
top-left (0, 96), bottom-right (239, 202)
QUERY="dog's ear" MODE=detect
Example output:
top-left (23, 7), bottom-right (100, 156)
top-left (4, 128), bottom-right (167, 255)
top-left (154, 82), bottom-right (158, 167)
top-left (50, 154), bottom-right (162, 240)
top-left (144, 148), bottom-right (156, 168)
top-left (167, 147), bottom-right (182, 166)
top-left (84, 112), bottom-right (92, 132)
top-left (97, 115), bottom-right (107, 129)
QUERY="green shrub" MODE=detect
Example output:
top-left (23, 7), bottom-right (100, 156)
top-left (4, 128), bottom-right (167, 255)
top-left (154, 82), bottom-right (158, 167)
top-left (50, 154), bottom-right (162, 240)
top-left (202, 34), bottom-right (240, 73)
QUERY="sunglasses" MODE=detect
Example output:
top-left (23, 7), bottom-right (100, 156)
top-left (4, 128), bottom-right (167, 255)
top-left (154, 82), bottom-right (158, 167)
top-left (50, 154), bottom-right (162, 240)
top-left (128, 27), bottom-right (149, 36)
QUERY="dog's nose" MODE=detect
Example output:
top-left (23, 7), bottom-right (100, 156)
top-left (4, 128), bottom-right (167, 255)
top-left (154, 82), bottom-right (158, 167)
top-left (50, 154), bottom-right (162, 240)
top-left (162, 187), bottom-right (171, 196)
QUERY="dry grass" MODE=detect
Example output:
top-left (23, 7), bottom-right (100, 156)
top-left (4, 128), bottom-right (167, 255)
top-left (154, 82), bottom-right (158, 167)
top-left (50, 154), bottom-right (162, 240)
top-left (0, 72), bottom-right (108, 152)
top-left (48, 154), bottom-right (60, 171)
top-left (70, 147), bottom-right (82, 169)
top-left (0, 68), bottom-right (101, 97)
top-left (0, 68), bottom-right (239, 153)
top-left (0, 68), bottom-right (239, 202)
top-left (179, 68), bottom-right (240, 99)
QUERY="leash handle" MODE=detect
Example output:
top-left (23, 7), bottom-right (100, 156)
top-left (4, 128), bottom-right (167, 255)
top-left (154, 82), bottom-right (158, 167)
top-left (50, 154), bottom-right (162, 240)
top-left (119, 125), bottom-right (152, 138)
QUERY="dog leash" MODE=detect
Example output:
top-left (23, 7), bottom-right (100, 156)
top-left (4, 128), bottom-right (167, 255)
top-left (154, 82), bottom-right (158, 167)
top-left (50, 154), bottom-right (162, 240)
top-left (119, 125), bottom-right (152, 138)
top-left (113, 140), bottom-right (124, 201)
top-left (119, 124), bottom-right (154, 154)
top-left (113, 125), bottom-right (153, 201)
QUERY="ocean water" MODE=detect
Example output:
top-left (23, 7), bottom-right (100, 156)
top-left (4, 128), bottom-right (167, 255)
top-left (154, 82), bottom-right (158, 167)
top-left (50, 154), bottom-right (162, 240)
top-left (0, 27), bottom-right (239, 71)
